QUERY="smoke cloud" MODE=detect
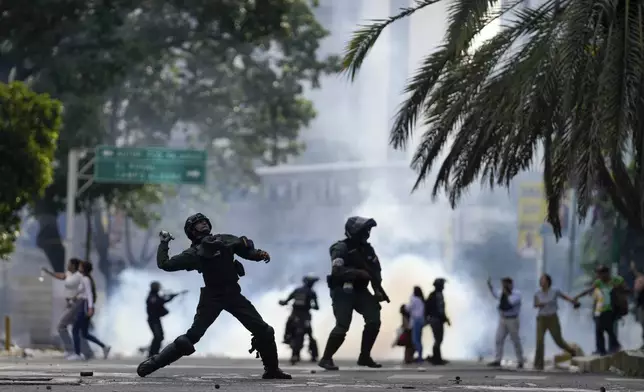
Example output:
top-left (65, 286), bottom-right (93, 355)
top-left (95, 0), bottom-right (644, 364)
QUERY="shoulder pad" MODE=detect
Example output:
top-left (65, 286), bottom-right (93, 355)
top-left (329, 240), bottom-right (348, 253)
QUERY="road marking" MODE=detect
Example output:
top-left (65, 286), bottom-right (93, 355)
top-left (604, 377), bottom-right (644, 382)
top-left (387, 374), bottom-right (443, 380)
top-left (442, 387), bottom-right (599, 392)
top-left (494, 375), bottom-right (548, 380)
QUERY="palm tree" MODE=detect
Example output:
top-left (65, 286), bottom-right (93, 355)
top-left (343, 0), bottom-right (644, 237)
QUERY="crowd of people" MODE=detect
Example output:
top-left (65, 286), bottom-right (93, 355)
top-left (42, 258), bottom-right (111, 361)
top-left (40, 212), bottom-right (644, 375)
top-left (395, 264), bottom-right (644, 370)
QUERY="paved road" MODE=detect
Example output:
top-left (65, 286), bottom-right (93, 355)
top-left (0, 357), bottom-right (641, 391)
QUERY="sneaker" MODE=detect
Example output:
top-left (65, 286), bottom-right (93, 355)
top-left (102, 346), bottom-right (111, 359)
top-left (66, 354), bottom-right (85, 361)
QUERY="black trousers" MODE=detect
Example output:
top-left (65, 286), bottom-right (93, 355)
top-left (285, 309), bottom-right (316, 358)
top-left (430, 321), bottom-right (444, 360)
top-left (148, 318), bottom-right (164, 357)
top-left (595, 310), bottom-right (620, 354)
top-left (185, 286), bottom-right (275, 354)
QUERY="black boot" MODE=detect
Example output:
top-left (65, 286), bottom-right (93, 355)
top-left (357, 326), bottom-right (382, 368)
top-left (309, 338), bottom-right (319, 362)
top-left (137, 338), bottom-right (192, 377)
top-left (318, 334), bottom-right (344, 371)
top-left (257, 335), bottom-right (292, 379)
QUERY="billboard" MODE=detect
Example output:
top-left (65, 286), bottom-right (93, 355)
top-left (517, 182), bottom-right (572, 259)
top-left (517, 182), bottom-right (546, 259)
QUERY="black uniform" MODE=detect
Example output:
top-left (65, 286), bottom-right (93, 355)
top-left (136, 213), bottom-right (291, 380)
top-left (318, 216), bottom-right (386, 371)
top-left (425, 278), bottom-right (449, 365)
top-left (282, 280), bottom-right (319, 361)
top-left (146, 284), bottom-right (178, 357)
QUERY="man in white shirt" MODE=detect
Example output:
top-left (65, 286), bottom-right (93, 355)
top-left (487, 277), bottom-right (524, 368)
top-left (42, 259), bottom-right (85, 357)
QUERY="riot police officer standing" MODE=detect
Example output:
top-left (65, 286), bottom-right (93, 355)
top-left (136, 213), bottom-right (291, 380)
top-left (146, 281), bottom-right (181, 358)
top-left (279, 275), bottom-right (320, 363)
top-left (318, 216), bottom-right (389, 371)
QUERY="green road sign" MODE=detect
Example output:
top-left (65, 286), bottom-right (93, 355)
top-left (94, 146), bottom-right (207, 185)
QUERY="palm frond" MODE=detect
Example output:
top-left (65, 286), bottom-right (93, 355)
top-left (388, 0), bottom-right (533, 150)
top-left (341, 0), bottom-right (438, 81)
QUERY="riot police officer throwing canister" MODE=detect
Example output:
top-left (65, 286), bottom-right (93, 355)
top-left (136, 213), bottom-right (291, 380)
top-left (279, 275), bottom-right (320, 364)
top-left (318, 216), bottom-right (389, 371)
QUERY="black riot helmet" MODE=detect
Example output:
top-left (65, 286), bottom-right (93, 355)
top-left (344, 216), bottom-right (377, 243)
top-left (184, 213), bottom-right (212, 242)
top-left (433, 278), bottom-right (446, 291)
top-left (150, 281), bottom-right (161, 293)
top-left (303, 275), bottom-right (319, 287)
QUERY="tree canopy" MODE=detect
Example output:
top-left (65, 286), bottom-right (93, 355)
top-left (1, 0), bottom-right (338, 272)
top-left (0, 81), bottom-right (62, 258)
top-left (343, 0), bottom-right (644, 238)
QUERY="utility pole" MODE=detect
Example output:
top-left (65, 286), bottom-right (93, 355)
top-left (64, 149), bottom-right (95, 263)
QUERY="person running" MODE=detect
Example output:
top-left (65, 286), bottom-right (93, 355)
top-left (533, 274), bottom-right (579, 370)
top-left (68, 261), bottom-right (111, 360)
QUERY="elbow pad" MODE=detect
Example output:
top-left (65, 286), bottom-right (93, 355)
top-left (239, 236), bottom-right (255, 250)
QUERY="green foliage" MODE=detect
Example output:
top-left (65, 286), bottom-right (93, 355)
top-left (0, 81), bottom-right (62, 257)
top-left (1, 0), bottom-right (337, 271)
top-left (342, 0), bottom-right (644, 238)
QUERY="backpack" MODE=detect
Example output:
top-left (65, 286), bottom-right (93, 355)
top-left (611, 287), bottom-right (629, 318)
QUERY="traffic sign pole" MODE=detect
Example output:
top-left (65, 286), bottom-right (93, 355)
top-left (64, 149), bottom-right (80, 264)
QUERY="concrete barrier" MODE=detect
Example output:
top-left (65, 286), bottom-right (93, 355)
top-left (571, 350), bottom-right (644, 377)
top-left (610, 350), bottom-right (644, 377)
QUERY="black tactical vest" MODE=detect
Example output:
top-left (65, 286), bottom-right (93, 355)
top-left (195, 235), bottom-right (240, 288)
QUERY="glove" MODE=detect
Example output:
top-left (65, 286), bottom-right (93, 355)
top-left (256, 249), bottom-right (270, 263)
top-left (159, 230), bottom-right (174, 243)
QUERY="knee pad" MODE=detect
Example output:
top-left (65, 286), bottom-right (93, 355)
top-left (173, 335), bottom-right (196, 356)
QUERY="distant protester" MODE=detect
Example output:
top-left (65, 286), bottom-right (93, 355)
top-left (41, 259), bottom-right (84, 358)
top-left (405, 286), bottom-right (425, 363)
top-left (69, 261), bottom-right (111, 360)
top-left (487, 277), bottom-right (524, 369)
top-left (574, 265), bottom-right (630, 355)
top-left (533, 274), bottom-right (580, 370)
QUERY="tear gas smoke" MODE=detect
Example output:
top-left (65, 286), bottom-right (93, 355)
top-left (95, 181), bottom-right (500, 360)
top-left (95, 0), bottom-right (643, 362)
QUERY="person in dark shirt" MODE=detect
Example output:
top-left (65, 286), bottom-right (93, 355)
top-left (136, 213), bottom-right (290, 380)
top-left (425, 278), bottom-right (450, 365)
top-left (146, 281), bottom-right (181, 358)
top-left (279, 275), bottom-right (320, 363)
